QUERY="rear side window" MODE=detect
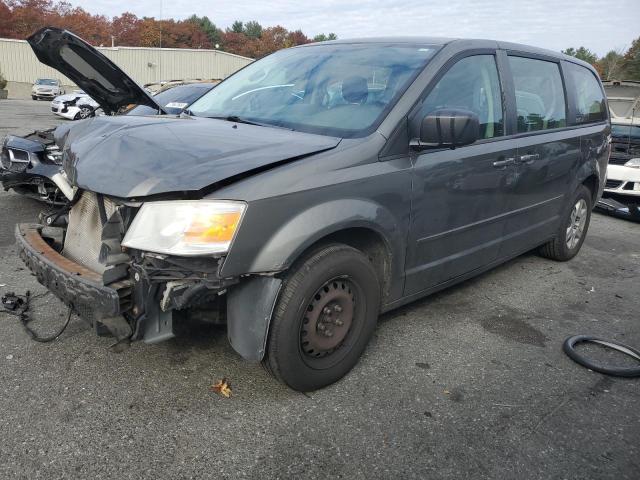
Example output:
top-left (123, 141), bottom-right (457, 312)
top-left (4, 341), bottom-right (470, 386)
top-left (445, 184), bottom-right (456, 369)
top-left (564, 63), bottom-right (607, 124)
top-left (422, 55), bottom-right (504, 139)
top-left (508, 56), bottom-right (566, 133)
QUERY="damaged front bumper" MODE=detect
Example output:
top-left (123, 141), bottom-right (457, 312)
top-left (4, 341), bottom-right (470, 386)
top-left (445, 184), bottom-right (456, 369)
top-left (15, 222), bottom-right (283, 360)
top-left (15, 223), bottom-right (127, 318)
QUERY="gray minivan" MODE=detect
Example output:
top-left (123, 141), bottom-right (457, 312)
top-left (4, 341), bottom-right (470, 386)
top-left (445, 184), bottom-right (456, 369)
top-left (16, 28), bottom-right (609, 391)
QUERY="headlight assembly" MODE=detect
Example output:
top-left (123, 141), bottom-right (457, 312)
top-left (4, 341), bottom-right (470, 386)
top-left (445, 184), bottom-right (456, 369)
top-left (122, 200), bottom-right (246, 256)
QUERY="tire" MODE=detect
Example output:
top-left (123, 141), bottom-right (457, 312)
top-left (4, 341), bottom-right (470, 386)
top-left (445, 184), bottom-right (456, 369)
top-left (538, 185), bottom-right (592, 261)
top-left (74, 106), bottom-right (93, 120)
top-left (263, 244), bottom-right (381, 391)
top-left (32, 95), bottom-right (37, 100)
top-left (563, 335), bottom-right (640, 378)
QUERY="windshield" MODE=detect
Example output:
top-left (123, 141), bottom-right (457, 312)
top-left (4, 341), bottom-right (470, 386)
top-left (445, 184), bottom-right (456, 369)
top-left (36, 79), bottom-right (57, 86)
top-left (189, 43), bottom-right (439, 137)
top-left (128, 84), bottom-right (215, 116)
top-left (612, 123), bottom-right (640, 140)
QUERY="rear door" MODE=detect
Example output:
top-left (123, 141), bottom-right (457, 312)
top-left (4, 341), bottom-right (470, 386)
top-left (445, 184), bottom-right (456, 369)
top-left (497, 54), bottom-right (579, 258)
top-left (404, 53), bottom-right (517, 295)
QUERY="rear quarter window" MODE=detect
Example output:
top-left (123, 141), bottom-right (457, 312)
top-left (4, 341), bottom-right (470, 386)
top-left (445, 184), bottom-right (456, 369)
top-left (564, 62), bottom-right (607, 124)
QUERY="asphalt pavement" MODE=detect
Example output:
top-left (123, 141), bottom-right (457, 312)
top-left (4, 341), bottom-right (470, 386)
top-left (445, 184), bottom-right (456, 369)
top-left (0, 99), bottom-right (638, 479)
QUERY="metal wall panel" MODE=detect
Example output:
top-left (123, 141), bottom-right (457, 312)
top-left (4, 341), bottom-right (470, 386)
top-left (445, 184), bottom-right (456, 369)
top-left (0, 38), bottom-right (252, 86)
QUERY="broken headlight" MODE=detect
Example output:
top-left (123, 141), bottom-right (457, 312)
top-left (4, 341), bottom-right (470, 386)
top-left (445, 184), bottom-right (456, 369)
top-left (122, 200), bottom-right (246, 256)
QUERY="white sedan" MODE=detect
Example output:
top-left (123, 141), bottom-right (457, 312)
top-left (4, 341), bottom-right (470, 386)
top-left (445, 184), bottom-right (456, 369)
top-left (605, 118), bottom-right (640, 197)
top-left (50, 91), bottom-right (100, 120)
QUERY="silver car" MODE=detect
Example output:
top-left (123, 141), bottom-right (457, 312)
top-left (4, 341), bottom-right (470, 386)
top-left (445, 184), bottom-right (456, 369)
top-left (31, 78), bottom-right (64, 100)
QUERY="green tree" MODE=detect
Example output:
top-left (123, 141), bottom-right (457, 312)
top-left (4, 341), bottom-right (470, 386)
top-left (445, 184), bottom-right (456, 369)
top-left (243, 20), bottom-right (262, 39)
top-left (622, 37), bottom-right (640, 81)
top-left (187, 14), bottom-right (221, 45)
top-left (0, 69), bottom-right (7, 90)
top-left (231, 20), bottom-right (243, 34)
top-left (562, 46), bottom-right (598, 65)
top-left (313, 33), bottom-right (337, 42)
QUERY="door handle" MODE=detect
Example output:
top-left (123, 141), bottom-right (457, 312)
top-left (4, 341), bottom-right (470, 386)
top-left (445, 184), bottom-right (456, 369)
top-left (517, 153), bottom-right (540, 164)
top-left (492, 157), bottom-right (516, 168)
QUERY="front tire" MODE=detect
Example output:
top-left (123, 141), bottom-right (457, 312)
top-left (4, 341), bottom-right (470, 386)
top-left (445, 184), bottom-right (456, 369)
top-left (74, 106), bottom-right (94, 120)
top-left (538, 185), bottom-right (592, 261)
top-left (263, 244), bottom-right (381, 391)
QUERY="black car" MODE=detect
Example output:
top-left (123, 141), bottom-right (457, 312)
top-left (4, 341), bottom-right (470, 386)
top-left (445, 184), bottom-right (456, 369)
top-left (15, 27), bottom-right (609, 391)
top-left (1, 82), bottom-right (216, 203)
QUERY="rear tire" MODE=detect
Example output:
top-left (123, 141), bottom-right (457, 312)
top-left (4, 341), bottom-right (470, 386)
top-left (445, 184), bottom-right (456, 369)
top-left (538, 185), bottom-right (592, 261)
top-left (263, 244), bottom-right (381, 391)
top-left (32, 96), bottom-right (37, 100)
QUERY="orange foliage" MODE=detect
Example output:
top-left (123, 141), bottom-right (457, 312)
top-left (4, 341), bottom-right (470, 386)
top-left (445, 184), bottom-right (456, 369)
top-left (0, 0), bottom-right (326, 57)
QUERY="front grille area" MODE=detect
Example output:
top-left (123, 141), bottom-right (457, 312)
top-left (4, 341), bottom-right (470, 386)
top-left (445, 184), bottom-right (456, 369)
top-left (1, 147), bottom-right (30, 172)
top-left (63, 191), bottom-right (118, 273)
top-left (605, 179), bottom-right (623, 189)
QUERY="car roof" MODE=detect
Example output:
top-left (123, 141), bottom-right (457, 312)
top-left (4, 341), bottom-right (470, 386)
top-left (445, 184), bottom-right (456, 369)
top-left (302, 37), bottom-right (594, 70)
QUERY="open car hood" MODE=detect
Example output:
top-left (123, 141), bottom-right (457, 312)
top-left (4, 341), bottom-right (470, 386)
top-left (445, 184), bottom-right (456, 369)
top-left (54, 115), bottom-right (341, 198)
top-left (27, 27), bottom-right (165, 115)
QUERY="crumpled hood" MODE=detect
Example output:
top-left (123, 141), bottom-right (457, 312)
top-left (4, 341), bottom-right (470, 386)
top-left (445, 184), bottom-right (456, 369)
top-left (55, 115), bottom-right (341, 198)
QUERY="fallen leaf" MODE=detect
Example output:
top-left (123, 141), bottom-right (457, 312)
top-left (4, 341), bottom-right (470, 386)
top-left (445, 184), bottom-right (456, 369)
top-left (211, 378), bottom-right (232, 398)
top-left (443, 389), bottom-right (450, 395)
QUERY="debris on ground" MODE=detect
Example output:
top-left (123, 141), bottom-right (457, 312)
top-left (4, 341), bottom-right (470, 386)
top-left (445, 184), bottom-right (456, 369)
top-left (211, 378), bottom-right (232, 398)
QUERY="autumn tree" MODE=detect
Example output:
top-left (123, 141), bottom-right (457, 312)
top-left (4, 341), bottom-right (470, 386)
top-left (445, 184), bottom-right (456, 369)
top-left (111, 12), bottom-right (141, 47)
top-left (598, 50), bottom-right (625, 80)
top-left (622, 37), bottom-right (640, 81)
top-left (0, 1), bottom-right (337, 58)
top-left (187, 15), bottom-right (221, 46)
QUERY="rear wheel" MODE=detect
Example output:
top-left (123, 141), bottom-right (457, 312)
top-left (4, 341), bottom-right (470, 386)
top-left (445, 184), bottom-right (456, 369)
top-left (263, 244), bottom-right (381, 391)
top-left (538, 185), bottom-right (592, 261)
top-left (32, 95), bottom-right (37, 100)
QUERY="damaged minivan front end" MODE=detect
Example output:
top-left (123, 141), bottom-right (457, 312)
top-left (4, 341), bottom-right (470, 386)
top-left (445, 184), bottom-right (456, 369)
top-left (15, 27), bottom-right (341, 359)
top-left (16, 192), bottom-right (247, 348)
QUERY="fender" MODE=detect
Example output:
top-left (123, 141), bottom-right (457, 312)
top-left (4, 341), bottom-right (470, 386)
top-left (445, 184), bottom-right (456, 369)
top-left (221, 198), bottom-right (407, 299)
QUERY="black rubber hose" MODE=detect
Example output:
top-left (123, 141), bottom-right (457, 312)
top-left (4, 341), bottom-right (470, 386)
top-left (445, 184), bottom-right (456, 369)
top-left (563, 335), bottom-right (640, 378)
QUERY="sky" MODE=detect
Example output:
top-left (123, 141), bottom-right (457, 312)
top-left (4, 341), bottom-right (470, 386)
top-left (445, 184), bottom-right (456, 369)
top-left (70, 0), bottom-right (639, 56)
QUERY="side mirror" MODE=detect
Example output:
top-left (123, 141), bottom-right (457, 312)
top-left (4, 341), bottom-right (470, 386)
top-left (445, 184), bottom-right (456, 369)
top-left (413, 108), bottom-right (480, 149)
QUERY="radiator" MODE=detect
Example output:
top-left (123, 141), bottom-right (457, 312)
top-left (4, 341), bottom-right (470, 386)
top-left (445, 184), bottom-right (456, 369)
top-left (63, 191), bottom-right (117, 273)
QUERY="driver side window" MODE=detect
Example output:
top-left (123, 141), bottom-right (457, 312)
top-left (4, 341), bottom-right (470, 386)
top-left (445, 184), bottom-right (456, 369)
top-left (422, 55), bottom-right (504, 139)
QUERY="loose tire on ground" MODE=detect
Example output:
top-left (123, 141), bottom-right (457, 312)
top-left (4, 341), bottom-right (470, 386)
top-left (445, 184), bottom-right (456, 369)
top-left (263, 244), bottom-right (381, 391)
top-left (538, 185), bottom-right (592, 261)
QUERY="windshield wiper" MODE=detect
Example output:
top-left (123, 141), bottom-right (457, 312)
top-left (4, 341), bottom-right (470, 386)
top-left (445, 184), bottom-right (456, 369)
top-left (208, 115), bottom-right (263, 126)
top-left (208, 115), bottom-right (294, 131)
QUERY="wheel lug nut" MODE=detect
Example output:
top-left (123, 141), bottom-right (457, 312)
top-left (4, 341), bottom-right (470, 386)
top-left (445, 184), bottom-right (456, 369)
top-left (324, 330), bottom-right (333, 337)
top-left (334, 319), bottom-right (343, 326)
top-left (323, 307), bottom-right (332, 315)
top-left (333, 305), bottom-right (342, 313)
top-left (317, 323), bottom-right (325, 331)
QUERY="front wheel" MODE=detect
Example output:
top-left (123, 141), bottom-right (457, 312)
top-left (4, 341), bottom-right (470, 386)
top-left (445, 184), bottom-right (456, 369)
top-left (263, 244), bottom-right (381, 391)
top-left (538, 185), bottom-right (592, 261)
top-left (74, 106), bottom-right (94, 120)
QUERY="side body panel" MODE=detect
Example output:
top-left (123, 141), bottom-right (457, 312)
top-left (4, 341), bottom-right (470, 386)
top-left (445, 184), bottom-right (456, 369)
top-left (404, 141), bottom-right (516, 295)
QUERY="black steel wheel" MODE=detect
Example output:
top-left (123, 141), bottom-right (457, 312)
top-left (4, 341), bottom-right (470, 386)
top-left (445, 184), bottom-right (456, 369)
top-left (263, 244), bottom-right (381, 391)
